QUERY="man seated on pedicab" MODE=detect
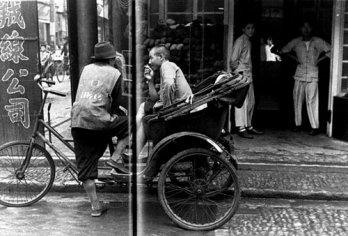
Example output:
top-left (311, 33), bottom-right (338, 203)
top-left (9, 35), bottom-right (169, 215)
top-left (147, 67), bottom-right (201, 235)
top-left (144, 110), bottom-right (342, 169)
top-left (119, 45), bottom-right (193, 166)
top-left (71, 41), bottom-right (130, 217)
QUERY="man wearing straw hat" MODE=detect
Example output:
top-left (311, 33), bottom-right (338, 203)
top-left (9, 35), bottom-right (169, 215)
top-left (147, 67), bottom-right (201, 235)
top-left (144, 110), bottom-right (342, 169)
top-left (71, 41), bottom-right (129, 217)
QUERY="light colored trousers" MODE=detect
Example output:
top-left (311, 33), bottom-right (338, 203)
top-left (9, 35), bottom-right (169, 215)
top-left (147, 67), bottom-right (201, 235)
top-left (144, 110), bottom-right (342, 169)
top-left (235, 83), bottom-right (255, 128)
top-left (293, 80), bottom-right (319, 129)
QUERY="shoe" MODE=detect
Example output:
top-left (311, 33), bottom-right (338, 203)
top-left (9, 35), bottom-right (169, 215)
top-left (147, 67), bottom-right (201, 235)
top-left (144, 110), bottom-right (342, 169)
top-left (106, 160), bottom-right (129, 173)
top-left (247, 128), bottom-right (264, 135)
top-left (91, 203), bottom-right (107, 217)
top-left (292, 126), bottom-right (301, 132)
top-left (238, 131), bottom-right (254, 139)
top-left (309, 128), bottom-right (320, 136)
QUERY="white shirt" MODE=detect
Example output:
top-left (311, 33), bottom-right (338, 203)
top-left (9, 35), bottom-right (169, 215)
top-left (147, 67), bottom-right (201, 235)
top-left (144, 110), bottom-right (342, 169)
top-left (265, 44), bottom-right (281, 62)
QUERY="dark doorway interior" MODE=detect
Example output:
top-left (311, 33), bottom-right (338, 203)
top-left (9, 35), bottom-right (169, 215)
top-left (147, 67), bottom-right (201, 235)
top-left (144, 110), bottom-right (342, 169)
top-left (234, 0), bottom-right (333, 131)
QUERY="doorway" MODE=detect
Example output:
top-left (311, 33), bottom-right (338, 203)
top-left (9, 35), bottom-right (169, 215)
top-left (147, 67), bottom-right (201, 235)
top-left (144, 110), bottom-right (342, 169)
top-left (234, 0), bottom-right (333, 131)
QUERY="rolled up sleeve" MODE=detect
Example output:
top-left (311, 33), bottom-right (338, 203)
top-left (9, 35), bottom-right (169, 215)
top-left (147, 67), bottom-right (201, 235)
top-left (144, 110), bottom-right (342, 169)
top-left (281, 38), bottom-right (297, 54)
top-left (317, 38), bottom-right (331, 58)
top-left (161, 63), bottom-right (177, 107)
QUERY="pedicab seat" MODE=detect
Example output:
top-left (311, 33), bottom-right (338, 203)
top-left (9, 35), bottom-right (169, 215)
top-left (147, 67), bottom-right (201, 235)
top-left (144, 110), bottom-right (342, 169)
top-left (143, 71), bottom-right (250, 146)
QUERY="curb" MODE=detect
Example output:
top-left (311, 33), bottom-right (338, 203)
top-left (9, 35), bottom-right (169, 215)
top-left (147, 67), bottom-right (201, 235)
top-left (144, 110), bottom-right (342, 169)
top-left (242, 189), bottom-right (348, 201)
top-left (2, 159), bottom-right (348, 200)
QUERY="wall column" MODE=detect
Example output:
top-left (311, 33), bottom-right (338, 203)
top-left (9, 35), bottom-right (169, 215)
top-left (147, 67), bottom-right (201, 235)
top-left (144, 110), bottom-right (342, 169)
top-left (327, 0), bottom-right (345, 136)
top-left (68, 0), bottom-right (98, 102)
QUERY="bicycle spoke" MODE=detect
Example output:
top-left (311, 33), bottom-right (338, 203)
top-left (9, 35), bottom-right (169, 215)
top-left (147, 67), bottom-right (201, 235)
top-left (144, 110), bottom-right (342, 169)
top-left (167, 196), bottom-right (196, 208)
top-left (0, 142), bottom-right (55, 206)
top-left (165, 183), bottom-right (194, 197)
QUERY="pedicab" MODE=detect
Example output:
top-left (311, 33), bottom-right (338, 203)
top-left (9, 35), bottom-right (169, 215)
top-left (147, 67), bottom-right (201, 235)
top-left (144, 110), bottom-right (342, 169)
top-left (111, 71), bottom-right (250, 231)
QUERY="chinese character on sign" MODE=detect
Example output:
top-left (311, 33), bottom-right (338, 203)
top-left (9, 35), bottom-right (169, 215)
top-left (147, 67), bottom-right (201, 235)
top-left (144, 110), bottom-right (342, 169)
top-left (0, 30), bottom-right (29, 63)
top-left (0, 1), bottom-right (25, 29)
top-left (1, 68), bottom-right (26, 94)
top-left (4, 98), bottom-right (30, 129)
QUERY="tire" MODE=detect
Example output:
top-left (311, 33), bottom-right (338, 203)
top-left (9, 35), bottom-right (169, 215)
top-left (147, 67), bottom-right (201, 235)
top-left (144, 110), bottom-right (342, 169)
top-left (0, 141), bottom-right (55, 207)
top-left (54, 62), bottom-right (65, 83)
top-left (158, 148), bottom-right (240, 230)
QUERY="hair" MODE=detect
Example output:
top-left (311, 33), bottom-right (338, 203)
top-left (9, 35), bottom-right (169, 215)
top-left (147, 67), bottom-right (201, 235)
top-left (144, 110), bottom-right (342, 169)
top-left (240, 19), bottom-right (255, 29)
top-left (299, 20), bottom-right (315, 29)
top-left (151, 45), bottom-right (170, 60)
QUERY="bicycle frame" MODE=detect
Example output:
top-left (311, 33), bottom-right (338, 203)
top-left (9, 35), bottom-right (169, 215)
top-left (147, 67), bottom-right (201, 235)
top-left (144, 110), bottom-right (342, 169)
top-left (19, 88), bottom-right (79, 183)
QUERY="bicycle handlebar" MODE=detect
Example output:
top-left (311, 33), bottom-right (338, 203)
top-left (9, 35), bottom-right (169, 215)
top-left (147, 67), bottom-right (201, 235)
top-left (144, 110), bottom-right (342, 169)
top-left (34, 74), bottom-right (67, 97)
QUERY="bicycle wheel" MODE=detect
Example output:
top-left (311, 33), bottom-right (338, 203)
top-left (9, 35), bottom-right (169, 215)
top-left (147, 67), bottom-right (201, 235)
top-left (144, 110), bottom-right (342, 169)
top-left (54, 62), bottom-right (65, 83)
top-left (158, 148), bottom-right (240, 231)
top-left (0, 141), bottom-right (55, 207)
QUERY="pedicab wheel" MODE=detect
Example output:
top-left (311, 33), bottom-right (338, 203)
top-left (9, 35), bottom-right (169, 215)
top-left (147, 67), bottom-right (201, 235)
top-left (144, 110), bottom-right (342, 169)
top-left (158, 148), bottom-right (240, 230)
top-left (0, 141), bottom-right (55, 207)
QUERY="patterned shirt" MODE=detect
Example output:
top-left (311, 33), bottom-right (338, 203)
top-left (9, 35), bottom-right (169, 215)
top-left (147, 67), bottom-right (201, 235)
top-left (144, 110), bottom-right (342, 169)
top-left (229, 34), bottom-right (252, 81)
top-left (71, 63), bottom-right (121, 130)
top-left (281, 36), bottom-right (331, 82)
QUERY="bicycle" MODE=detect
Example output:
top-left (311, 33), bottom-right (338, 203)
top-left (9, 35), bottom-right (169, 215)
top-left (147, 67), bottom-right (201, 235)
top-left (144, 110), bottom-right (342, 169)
top-left (0, 72), bottom-right (244, 230)
top-left (41, 56), bottom-right (55, 85)
top-left (0, 76), bottom-right (81, 207)
top-left (53, 60), bottom-right (65, 83)
top-left (52, 54), bottom-right (70, 83)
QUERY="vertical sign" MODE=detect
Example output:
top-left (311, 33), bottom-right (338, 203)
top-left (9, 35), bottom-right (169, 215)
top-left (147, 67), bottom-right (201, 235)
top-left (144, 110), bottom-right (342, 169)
top-left (0, 0), bottom-right (41, 144)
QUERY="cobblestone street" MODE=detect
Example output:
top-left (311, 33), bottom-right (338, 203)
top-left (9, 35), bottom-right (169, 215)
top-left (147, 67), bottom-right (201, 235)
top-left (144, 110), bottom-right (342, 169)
top-left (1, 192), bottom-right (348, 236)
top-left (20, 73), bottom-right (348, 236)
top-left (225, 198), bottom-right (348, 236)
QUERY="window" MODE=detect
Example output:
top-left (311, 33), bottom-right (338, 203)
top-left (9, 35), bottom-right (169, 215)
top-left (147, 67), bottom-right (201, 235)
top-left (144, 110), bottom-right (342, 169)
top-left (146, 0), bottom-right (226, 84)
top-left (342, 7), bottom-right (348, 93)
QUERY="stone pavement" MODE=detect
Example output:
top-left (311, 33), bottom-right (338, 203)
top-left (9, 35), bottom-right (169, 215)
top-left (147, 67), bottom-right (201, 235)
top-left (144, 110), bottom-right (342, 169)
top-left (233, 131), bottom-right (348, 200)
top-left (224, 198), bottom-right (348, 236)
top-left (28, 77), bottom-right (348, 200)
top-left (1, 192), bottom-right (348, 236)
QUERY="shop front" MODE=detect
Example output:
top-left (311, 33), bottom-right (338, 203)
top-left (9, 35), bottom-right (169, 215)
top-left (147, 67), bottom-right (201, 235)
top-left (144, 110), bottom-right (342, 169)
top-left (68, 0), bottom-right (347, 139)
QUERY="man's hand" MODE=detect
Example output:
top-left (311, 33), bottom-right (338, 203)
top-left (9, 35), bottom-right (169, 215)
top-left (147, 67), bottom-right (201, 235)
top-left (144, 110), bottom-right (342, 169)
top-left (230, 61), bottom-right (239, 71)
top-left (144, 65), bottom-right (154, 82)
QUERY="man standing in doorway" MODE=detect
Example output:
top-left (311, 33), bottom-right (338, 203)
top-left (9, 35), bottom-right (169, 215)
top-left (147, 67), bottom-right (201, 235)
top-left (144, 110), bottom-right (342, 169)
top-left (230, 21), bottom-right (263, 139)
top-left (279, 21), bottom-right (331, 135)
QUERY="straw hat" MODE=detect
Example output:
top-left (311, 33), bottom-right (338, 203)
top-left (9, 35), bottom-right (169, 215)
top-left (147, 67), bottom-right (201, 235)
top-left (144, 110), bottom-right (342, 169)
top-left (91, 41), bottom-right (116, 59)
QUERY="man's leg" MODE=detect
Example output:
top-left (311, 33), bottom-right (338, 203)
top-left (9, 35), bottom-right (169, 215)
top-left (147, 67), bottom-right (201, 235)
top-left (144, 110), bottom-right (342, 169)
top-left (83, 179), bottom-right (107, 217)
top-left (246, 83), bottom-right (255, 127)
top-left (305, 81), bottom-right (319, 134)
top-left (245, 83), bottom-right (263, 135)
top-left (72, 128), bottom-right (107, 216)
top-left (235, 87), bottom-right (253, 139)
top-left (110, 135), bottom-right (129, 161)
top-left (83, 179), bottom-right (99, 207)
top-left (136, 103), bottom-right (147, 157)
top-left (120, 102), bottom-right (147, 159)
top-left (107, 116), bottom-right (130, 173)
top-left (293, 80), bottom-right (305, 129)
